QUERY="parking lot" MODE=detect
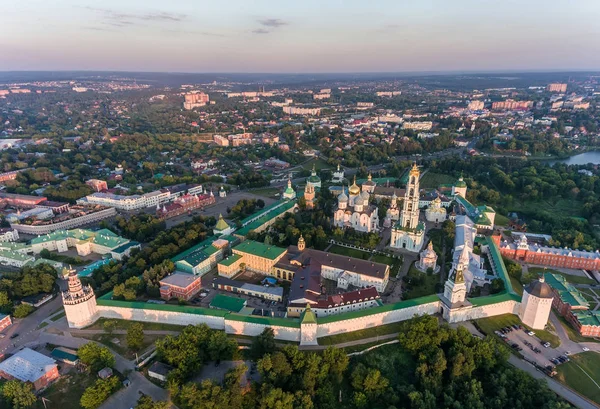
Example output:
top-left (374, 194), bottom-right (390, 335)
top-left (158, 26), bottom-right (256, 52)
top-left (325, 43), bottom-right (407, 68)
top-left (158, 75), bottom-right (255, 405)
top-left (495, 325), bottom-right (581, 374)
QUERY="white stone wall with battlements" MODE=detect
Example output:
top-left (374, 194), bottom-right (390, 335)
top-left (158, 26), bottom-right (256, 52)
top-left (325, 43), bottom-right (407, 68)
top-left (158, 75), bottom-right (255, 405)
top-left (445, 300), bottom-right (520, 324)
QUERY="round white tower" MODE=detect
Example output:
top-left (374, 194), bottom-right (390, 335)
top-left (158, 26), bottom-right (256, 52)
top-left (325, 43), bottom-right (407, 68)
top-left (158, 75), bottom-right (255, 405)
top-left (519, 275), bottom-right (553, 330)
top-left (62, 270), bottom-right (98, 329)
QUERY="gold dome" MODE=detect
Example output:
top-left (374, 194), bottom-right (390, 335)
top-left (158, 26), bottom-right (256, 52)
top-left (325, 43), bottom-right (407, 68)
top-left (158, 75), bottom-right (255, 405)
top-left (349, 176), bottom-right (361, 196)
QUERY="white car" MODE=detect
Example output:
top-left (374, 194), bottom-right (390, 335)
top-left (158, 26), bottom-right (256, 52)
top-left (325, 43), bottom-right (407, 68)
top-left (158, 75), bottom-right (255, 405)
top-left (527, 331), bottom-right (535, 336)
top-left (583, 347), bottom-right (590, 352)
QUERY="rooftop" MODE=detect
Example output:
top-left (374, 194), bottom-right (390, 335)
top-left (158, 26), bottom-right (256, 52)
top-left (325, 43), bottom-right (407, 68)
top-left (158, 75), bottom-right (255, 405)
top-left (159, 272), bottom-right (202, 289)
top-left (0, 348), bottom-right (57, 383)
top-left (544, 273), bottom-right (589, 307)
top-left (233, 240), bottom-right (287, 260)
top-left (210, 294), bottom-right (246, 312)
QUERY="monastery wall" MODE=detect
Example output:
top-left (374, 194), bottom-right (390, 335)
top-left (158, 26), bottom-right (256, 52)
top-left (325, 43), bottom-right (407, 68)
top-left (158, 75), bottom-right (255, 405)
top-left (316, 301), bottom-right (441, 338)
top-left (224, 319), bottom-right (301, 342)
top-left (96, 305), bottom-right (226, 329)
top-left (446, 300), bottom-right (520, 324)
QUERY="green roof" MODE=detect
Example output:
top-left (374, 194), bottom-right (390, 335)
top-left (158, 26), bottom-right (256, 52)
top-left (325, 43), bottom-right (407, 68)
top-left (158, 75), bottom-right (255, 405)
top-left (572, 310), bottom-right (600, 327)
top-left (210, 294), bottom-right (246, 312)
top-left (468, 292), bottom-right (521, 307)
top-left (240, 200), bottom-right (291, 226)
top-left (317, 294), bottom-right (440, 324)
top-left (214, 214), bottom-right (230, 231)
top-left (0, 242), bottom-right (31, 252)
top-left (544, 273), bottom-right (589, 308)
top-left (172, 235), bottom-right (222, 267)
top-left (301, 305), bottom-right (317, 324)
top-left (30, 228), bottom-right (128, 249)
top-left (485, 236), bottom-right (516, 296)
top-left (233, 240), bottom-right (286, 260)
top-left (51, 347), bottom-right (79, 362)
top-left (235, 201), bottom-right (296, 238)
top-left (0, 249), bottom-right (34, 263)
top-left (97, 295), bottom-right (230, 317)
top-left (219, 254), bottom-right (242, 267)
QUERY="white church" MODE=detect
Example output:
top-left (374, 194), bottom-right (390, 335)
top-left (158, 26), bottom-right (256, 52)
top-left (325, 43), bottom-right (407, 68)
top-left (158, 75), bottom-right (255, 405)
top-left (390, 163), bottom-right (425, 252)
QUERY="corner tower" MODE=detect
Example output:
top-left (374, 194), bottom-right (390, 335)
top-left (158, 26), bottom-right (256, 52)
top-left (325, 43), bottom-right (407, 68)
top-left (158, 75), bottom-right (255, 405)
top-left (62, 269), bottom-right (98, 328)
top-left (519, 275), bottom-right (553, 329)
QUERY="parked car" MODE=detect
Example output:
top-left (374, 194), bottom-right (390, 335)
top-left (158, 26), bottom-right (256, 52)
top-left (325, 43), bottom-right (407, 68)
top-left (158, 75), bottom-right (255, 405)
top-left (543, 342), bottom-right (551, 348)
top-left (527, 331), bottom-right (535, 336)
top-left (583, 347), bottom-right (590, 352)
top-left (9, 333), bottom-right (18, 339)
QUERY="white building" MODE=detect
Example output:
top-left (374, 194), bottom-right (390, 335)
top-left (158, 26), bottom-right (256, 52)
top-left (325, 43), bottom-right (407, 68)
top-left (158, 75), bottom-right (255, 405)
top-left (425, 197), bottom-right (447, 223)
top-left (282, 178), bottom-right (296, 200)
top-left (333, 177), bottom-right (379, 233)
top-left (0, 228), bottom-right (18, 242)
top-left (390, 164), bottom-right (425, 252)
top-left (418, 241), bottom-right (438, 272)
top-left (332, 164), bottom-right (344, 183)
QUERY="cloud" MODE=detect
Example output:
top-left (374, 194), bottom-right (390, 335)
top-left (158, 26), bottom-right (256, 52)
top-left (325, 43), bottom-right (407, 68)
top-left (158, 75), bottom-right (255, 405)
top-left (162, 29), bottom-right (226, 38)
top-left (83, 7), bottom-right (187, 29)
top-left (258, 18), bottom-right (288, 28)
top-left (252, 28), bottom-right (271, 34)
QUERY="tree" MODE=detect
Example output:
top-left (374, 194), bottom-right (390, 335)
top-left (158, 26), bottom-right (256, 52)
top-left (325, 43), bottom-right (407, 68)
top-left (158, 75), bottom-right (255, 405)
top-left (80, 376), bottom-right (120, 409)
top-left (13, 303), bottom-right (34, 318)
top-left (135, 396), bottom-right (170, 409)
top-left (78, 343), bottom-right (116, 371)
top-left (127, 322), bottom-right (145, 351)
top-left (103, 320), bottom-right (117, 335)
top-left (490, 278), bottom-right (506, 294)
top-left (0, 291), bottom-right (13, 314)
top-left (250, 328), bottom-right (276, 360)
top-left (2, 380), bottom-right (37, 409)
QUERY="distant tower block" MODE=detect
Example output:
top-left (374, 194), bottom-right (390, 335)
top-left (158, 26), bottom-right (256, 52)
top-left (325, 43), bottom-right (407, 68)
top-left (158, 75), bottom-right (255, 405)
top-left (62, 269), bottom-right (98, 328)
top-left (519, 275), bottom-right (553, 330)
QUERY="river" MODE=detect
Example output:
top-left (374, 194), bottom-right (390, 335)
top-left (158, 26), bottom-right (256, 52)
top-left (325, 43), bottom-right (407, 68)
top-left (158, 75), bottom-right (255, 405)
top-left (547, 151), bottom-right (600, 166)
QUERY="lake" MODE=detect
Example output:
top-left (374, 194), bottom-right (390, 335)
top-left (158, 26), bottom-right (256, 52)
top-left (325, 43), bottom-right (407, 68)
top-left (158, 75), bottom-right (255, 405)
top-left (547, 151), bottom-right (600, 166)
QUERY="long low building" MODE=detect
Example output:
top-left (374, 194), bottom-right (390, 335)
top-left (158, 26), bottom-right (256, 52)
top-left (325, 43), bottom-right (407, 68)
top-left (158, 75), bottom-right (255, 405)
top-left (213, 276), bottom-right (284, 302)
top-left (31, 228), bottom-right (132, 257)
top-left (172, 235), bottom-right (236, 276)
top-left (497, 234), bottom-right (600, 271)
top-left (10, 206), bottom-right (117, 235)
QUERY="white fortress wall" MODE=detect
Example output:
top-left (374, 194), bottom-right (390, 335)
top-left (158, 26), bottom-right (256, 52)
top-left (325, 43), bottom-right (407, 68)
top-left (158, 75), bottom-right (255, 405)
top-left (316, 301), bottom-right (441, 338)
top-left (96, 305), bottom-right (226, 330)
top-left (224, 318), bottom-right (301, 342)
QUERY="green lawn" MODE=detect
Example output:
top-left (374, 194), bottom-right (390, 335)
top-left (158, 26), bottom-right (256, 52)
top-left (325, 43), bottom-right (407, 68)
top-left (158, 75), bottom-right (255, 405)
top-left (494, 213), bottom-right (510, 227)
top-left (402, 264), bottom-right (439, 300)
top-left (34, 371), bottom-right (97, 409)
top-left (327, 244), bottom-right (372, 260)
top-left (50, 311), bottom-right (66, 321)
top-left (319, 321), bottom-right (405, 346)
top-left (79, 333), bottom-right (164, 360)
top-left (37, 322), bottom-right (49, 330)
top-left (250, 187), bottom-right (281, 198)
top-left (84, 318), bottom-right (186, 332)
top-left (419, 172), bottom-right (456, 189)
top-left (371, 254), bottom-right (402, 274)
top-left (302, 157), bottom-right (331, 171)
top-left (555, 352), bottom-right (600, 405)
top-left (474, 313), bottom-right (560, 348)
top-left (510, 276), bottom-right (524, 296)
top-left (528, 267), bottom-right (596, 285)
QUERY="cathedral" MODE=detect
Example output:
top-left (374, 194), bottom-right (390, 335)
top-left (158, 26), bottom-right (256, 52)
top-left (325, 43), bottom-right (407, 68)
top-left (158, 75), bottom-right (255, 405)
top-left (333, 176), bottom-right (379, 233)
top-left (390, 163), bottom-right (425, 252)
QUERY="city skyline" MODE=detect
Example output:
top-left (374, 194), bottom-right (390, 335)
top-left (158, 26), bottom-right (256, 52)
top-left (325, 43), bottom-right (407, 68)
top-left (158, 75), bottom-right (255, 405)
top-left (2, 0), bottom-right (600, 73)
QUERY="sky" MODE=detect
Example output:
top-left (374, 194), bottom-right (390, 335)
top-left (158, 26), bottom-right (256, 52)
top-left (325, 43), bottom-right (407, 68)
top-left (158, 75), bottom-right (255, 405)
top-left (2, 0), bottom-right (600, 73)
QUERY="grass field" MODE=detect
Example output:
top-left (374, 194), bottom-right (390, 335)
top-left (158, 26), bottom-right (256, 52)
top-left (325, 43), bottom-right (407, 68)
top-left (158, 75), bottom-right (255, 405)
top-left (555, 352), bottom-right (600, 405)
top-left (371, 254), bottom-right (402, 274)
top-left (79, 333), bottom-right (163, 360)
top-left (419, 172), bottom-right (456, 189)
top-left (528, 267), bottom-right (597, 285)
top-left (402, 264), bottom-right (440, 300)
top-left (302, 157), bottom-right (331, 171)
top-left (474, 313), bottom-right (560, 348)
top-left (250, 187), bottom-right (281, 198)
top-left (510, 276), bottom-right (524, 296)
top-left (494, 213), bottom-right (510, 227)
top-left (34, 371), bottom-right (97, 409)
top-left (327, 244), bottom-right (371, 260)
top-left (319, 321), bottom-right (405, 345)
top-left (50, 311), bottom-right (66, 321)
top-left (85, 318), bottom-right (185, 332)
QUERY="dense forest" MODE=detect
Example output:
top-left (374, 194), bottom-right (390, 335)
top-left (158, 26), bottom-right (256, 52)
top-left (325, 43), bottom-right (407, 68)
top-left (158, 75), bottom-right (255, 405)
top-left (145, 316), bottom-right (570, 409)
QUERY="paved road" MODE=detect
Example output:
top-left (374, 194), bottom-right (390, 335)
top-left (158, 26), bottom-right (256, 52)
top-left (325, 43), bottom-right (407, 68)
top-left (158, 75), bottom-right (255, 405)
top-left (0, 296), bottom-right (62, 355)
top-left (509, 355), bottom-right (599, 409)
